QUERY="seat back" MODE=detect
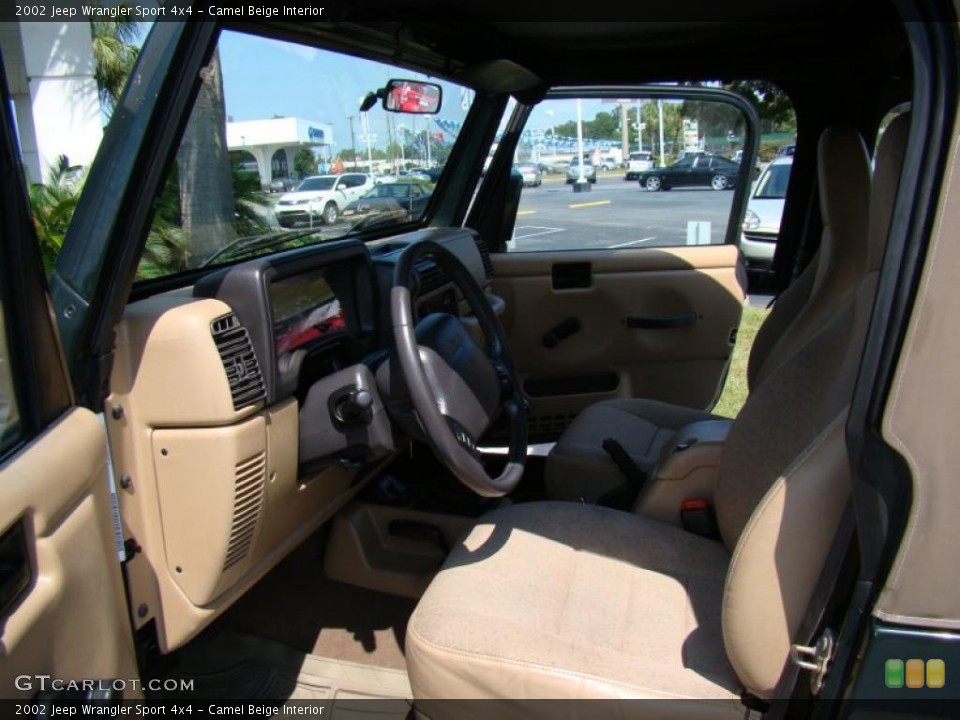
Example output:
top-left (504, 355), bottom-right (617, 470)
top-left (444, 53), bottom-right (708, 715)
top-left (748, 128), bottom-right (874, 390)
top-left (720, 114), bottom-right (910, 699)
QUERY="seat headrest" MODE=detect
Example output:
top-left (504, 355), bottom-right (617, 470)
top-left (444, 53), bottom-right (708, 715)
top-left (819, 127), bottom-right (872, 229)
top-left (869, 112), bottom-right (910, 271)
top-left (814, 127), bottom-right (871, 295)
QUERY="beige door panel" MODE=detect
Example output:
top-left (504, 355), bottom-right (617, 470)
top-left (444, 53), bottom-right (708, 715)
top-left (109, 296), bottom-right (371, 652)
top-left (491, 246), bottom-right (745, 424)
top-left (0, 409), bottom-right (139, 697)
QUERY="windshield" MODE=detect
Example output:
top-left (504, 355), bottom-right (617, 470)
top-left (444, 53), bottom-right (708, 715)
top-left (136, 29), bottom-right (474, 281)
top-left (754, 162), bottom-right (792, 199)
top-left (295, 177), bottom-right (336, 192)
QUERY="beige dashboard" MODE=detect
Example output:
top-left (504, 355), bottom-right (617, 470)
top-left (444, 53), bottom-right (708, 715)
top-left (106, 295), bottom-right (374, 652)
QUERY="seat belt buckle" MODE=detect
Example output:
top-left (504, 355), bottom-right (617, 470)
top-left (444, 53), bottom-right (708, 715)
top-left (680, 499), bottom-right (720, 540)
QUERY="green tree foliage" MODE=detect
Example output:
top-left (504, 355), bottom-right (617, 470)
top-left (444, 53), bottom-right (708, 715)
top-left (724, 80), bottom-right (797, 134)
top-left (89, 14), bottom-right (142, 113)
top-left (293, 147), bottom-right (317, 177)
top-left (28, 156), bottom-right (81, 277)
top-left (552, 110), bottom-right (621, 141)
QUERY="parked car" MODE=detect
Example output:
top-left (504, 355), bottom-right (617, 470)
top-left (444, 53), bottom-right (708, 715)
top-left (515, 162), bottom-right (543, 187)
top-left (274, 173), bottom-right (373, 226)
top-left (269, 176), bottom-right (299, 193)
top-left (741, 155), bottom-right (793, 271)
top-left (566, 157), bottom-right (597, 183)
top-left (403, 168), bottom-right (434, 182)
top-left (637, 153), bottom-right (740, 191)
top-left (341, 181), bottom-right (433, 226)
top-left (624, 150), bottom-right (656, 180)
top-left (599, 156), bottom-right (619, 171)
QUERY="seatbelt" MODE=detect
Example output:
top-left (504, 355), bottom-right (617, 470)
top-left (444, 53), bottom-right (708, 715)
top-left (597, 437), bottom-right (647, 510)
top-left (764, 501), bottom-right (856, 719)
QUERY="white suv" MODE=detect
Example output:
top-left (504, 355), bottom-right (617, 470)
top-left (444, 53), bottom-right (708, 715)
top-left (274, 173), bottom-right (373, 227)
top-left (624, 151), bottom-right (655, 180)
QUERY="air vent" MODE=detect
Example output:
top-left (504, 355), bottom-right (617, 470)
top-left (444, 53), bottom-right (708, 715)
top-left (211, 314), bottom-right (266, 411)
top-left (417, 262), bottom-right (447, 295)
top-left (223, 451), bottom-right (266, 571)
top-left (474, 236), bottom-right (494, 278)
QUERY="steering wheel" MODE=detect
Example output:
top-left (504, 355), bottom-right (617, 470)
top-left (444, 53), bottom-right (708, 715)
top-left (390, 239), bottom-right (527, 497)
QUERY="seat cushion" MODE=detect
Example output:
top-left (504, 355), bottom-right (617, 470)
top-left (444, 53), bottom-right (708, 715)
top-left (545, 399), bottom-right (719, 503)
top-left (407, 501), bottom-right (743, 714)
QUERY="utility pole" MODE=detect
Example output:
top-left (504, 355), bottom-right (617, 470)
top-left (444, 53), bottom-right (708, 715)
top-left (658, 99), bottom-right (666, 167)
top-left (346, 114), bottom-right (357, 169)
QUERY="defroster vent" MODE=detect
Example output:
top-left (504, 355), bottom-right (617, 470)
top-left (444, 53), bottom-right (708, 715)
top-left (211, 314), bottom-right (266, 411)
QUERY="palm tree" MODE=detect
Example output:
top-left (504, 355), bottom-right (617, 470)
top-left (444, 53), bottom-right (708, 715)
top-left (28, 156), bottom-right (83, 276)
top-left (89, 16), bottom-right (143, 113)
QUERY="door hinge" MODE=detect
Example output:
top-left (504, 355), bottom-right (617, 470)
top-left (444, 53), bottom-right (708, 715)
top-left (791, 628), bottom-right (837, 695)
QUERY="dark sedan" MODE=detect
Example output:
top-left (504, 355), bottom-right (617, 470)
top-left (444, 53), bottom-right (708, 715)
top-left (638, 154), bottom-right (740, 191)
top-left (341, 181), bottom-right (433, 227)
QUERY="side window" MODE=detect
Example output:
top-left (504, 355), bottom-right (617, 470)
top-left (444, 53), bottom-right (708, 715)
top-left (507, 89), bottom-right (792, 253)
top-left (136, 30), bottom-right (474, 282)
top-left (0, 305), bottom-right (21, 453)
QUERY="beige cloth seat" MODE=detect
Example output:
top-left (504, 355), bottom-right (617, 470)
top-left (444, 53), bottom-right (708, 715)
top-left (406, 114), bottom-right (910, 710)
top-left (407, 501), bottom-right (742, 711)
top-left (545, 126), bottom-right (872, 503)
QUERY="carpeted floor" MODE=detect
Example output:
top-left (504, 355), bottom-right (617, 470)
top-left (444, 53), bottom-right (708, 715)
top-left (212, 531), bottom-right (417, 672)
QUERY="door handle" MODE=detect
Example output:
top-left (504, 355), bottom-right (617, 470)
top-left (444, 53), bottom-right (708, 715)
top-left (624, 312), bottom-right (699, 329)
top-left (543, 317), bottom-right (582, 348)
top-left (0, 518), bottom-right (31, 621)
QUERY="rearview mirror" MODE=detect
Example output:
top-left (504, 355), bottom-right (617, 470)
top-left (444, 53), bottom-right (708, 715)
top-left (383, 79), bottom-right (442, 114)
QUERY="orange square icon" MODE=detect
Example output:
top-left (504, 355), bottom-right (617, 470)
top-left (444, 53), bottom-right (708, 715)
top-left (926, 659), bottom-right (945, 689)
top-left (905, 658), bottom-right (925, 688)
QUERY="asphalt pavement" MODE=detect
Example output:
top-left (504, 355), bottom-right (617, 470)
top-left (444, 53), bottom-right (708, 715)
top-left (510, 172), bottom-right (738, 252)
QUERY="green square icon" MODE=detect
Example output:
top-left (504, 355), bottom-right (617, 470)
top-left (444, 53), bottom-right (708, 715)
top-left (886, 659), bottom-right (905, 688)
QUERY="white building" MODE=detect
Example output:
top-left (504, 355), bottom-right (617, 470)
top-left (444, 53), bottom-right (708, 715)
top-left (226, 118), bottom-right (333, 189)
top-left (0, 22), bottom-right (103, 183)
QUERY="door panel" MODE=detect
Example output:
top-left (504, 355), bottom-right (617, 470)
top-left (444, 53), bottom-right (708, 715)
top-left (491, 245), bottom-right (744, 435)
top-left (0, 409), bottom-right (139, 697)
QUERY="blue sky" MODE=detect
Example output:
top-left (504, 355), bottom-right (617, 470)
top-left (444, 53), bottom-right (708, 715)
top-left (136, 26), bottom-right (685, 155)
top-left (218, 30), bottom-right (477, 157)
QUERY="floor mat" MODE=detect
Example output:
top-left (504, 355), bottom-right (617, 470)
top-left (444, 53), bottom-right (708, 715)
top-left (156, 630), bottom-right (412, 714)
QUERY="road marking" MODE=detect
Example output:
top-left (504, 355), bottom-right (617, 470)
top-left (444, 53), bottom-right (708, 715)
top-left (609, 236), bottom-right (656, 248)
top-left (513, 226), bottom-right (565, 240)
top-left (517, 210), bottom-right (536, 216)
top-left (568, 200), bottom-right (612, 209)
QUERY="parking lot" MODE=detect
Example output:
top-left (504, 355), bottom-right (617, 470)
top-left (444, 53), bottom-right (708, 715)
top-left (510, 172), bottom-right (738, 252)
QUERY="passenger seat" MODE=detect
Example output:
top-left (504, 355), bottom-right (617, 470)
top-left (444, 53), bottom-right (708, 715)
top-left (544, 126), bottom-right (872, 503)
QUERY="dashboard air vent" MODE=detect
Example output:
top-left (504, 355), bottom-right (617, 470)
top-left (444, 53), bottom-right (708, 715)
top-left (211, 314), bottom-right (266, 411)
top-left (223, 451), bottom-right (266, 571)
top-left (474, 236), bottom-right (494, 278)
top-left (417, 262), bottom-right (447, 295)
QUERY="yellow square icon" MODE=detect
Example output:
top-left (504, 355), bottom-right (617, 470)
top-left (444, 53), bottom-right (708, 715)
top-left (906, 659), bottom-right (925, 688)
top-left (926, 659), bottom-right (945, 689)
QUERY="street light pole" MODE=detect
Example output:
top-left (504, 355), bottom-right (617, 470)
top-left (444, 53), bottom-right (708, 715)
top-left (658, 99), bottom-right (666, 167)
top-left (346, 115), bottom-right (357, 169)
top-left (576, 97), bottom-right (586, 183)
top-left (424, 122), bottom-right (432, 168)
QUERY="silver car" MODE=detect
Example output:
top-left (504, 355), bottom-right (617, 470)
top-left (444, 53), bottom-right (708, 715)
top-left (566, 157), bottom-right (597, 184)
top-left (741, 156), bottom-right (793, 271)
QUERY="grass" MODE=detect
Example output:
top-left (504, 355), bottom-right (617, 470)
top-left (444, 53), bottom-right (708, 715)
top-left (712, 305), bottom-right (770, 419)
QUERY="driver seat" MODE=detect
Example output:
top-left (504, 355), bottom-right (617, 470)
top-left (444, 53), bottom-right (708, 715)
top-left (405, 115), bottom-right (909, 710)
